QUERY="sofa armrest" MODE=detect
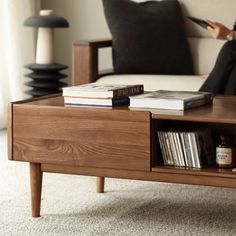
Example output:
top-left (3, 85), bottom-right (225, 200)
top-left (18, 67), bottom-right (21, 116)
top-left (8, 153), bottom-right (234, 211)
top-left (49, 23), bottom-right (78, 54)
top-left (72, 39), bottom-right (112, 85)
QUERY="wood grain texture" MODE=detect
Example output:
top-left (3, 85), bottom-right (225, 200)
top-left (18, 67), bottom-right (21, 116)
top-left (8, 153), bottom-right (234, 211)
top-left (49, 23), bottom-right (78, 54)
top-left (151, 96), bottom-right (236, 124)
top-left (42, 164), bottom-right (236, 188)
top-left (11, 93), bottom-right (61, 105)
top-left (13, 105), bottom-right (151, 171)
top-left (8, 103), bottom-right (13, 160)
top-left (30, 163), bottom-right (42, 217)
top-left (152, 166), bottom-right (236, 178)
top-left (73, 39), bottom-right (112, 48)
top-left (72, 40), bottom-right (112, 86)
top-left (73, 44), bottom-right (98, 85)
top-left (12, 95), bottom-right (236, 123)
top-left (96, 177), bottom-right (105, 193)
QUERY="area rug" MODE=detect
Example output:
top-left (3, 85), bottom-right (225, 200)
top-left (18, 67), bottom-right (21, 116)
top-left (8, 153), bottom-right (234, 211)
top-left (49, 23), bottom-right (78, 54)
top-left (0, 159), bottom-right (236, 236)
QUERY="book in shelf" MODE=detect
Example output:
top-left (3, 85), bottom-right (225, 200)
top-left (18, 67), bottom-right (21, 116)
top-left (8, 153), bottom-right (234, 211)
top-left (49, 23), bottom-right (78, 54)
top-left (157, 127), bottom-right (215, 168)
top-left (62, 83), bottom-right (144, 99)
top-left (129, 90), bottom-right (214, 110)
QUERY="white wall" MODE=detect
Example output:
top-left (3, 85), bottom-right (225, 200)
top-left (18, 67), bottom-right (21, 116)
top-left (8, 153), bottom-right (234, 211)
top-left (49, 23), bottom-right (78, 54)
top-left (42, 0), bottom-right (113, 85)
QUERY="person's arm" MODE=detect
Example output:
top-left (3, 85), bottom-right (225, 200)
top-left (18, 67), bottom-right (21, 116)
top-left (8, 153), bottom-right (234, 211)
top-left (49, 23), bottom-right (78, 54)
top-left (206, 20), bottom-right (236, 40)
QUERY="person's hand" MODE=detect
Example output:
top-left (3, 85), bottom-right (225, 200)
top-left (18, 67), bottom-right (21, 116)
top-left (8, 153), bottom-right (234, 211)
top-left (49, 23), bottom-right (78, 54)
top-left (206, 20), bottom-right (231, 40)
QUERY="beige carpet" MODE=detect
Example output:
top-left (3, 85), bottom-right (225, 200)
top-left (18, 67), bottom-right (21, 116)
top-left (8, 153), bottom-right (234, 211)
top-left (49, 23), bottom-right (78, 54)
top-left (1, 130), bottom-right (236, 236)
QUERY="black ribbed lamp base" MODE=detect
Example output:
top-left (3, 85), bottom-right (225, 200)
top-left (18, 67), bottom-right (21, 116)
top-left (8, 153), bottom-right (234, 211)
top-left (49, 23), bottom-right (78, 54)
top-left (25, 63), bottom-right (68, 97)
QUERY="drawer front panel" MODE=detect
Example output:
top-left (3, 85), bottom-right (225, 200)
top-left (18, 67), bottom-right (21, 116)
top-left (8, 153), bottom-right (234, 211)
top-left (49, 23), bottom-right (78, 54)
top-left (13, 106), bottom-right (151, 171)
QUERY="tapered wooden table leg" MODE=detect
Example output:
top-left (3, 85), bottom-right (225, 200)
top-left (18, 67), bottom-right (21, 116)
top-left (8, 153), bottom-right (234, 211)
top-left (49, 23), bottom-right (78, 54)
top-left (96, 177), bottom-right (105, 193)
top-left (30, 163), bottom-right (43, 217)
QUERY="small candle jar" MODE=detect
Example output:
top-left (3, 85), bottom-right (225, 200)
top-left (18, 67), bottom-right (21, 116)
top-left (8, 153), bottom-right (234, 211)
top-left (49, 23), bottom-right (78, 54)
top-left (216, 134), bottom-right (235, 168)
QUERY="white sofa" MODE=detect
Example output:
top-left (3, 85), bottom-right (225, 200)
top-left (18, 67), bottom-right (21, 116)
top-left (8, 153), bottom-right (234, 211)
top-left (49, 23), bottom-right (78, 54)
top-left (73, 0), bottom-right (235, 91)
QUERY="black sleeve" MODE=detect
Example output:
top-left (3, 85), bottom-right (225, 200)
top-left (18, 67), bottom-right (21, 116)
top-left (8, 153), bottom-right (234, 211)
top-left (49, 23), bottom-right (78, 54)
top-left (233, 22), bottom-right (236, 31)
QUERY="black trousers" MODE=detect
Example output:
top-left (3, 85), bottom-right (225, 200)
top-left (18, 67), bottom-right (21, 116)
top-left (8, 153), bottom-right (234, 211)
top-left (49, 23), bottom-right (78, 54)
top-left (199, 40), bottom-right (236, 95)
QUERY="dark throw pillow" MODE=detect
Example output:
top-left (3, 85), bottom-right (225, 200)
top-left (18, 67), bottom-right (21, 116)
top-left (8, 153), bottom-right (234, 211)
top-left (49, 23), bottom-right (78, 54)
top-left (103, 0), bottom-right (194, 75)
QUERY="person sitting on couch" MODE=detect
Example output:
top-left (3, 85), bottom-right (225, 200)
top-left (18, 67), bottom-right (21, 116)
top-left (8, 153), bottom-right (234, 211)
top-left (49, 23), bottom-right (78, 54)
top-left (199, 20), bottom-right (236, 95)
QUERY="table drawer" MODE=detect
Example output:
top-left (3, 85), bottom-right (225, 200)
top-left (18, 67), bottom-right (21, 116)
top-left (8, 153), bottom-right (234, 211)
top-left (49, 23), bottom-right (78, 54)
top-left (12, 106), bottom-right (151, 171)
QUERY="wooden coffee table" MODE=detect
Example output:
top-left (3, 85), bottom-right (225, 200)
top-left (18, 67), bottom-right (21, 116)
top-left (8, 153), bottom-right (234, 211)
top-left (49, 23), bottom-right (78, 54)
top-left (8, 94), bottom-right (236, 217)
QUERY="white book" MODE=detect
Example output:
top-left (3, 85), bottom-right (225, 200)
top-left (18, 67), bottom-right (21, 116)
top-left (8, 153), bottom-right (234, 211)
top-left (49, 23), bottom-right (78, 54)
top-left (62, 83), bottom-right (144, 98)
top-left (129, 90), bottom-right (213, 110)
top-left (187, 132), bottom-right (197, 168)
top-left (190, 132), bottom-right (201, 168)
top-left (64, 96), bottom-right (129, 107)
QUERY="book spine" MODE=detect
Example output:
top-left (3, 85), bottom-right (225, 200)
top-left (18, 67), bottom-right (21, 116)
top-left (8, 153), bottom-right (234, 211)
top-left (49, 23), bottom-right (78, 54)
top-left (175, 132), bottom-right (186, 167)
top-left (168, 132), bottom-right (179, 167)
top-left (157, 131), bottom-right (168, 166)
top-left (179, 132), bottom-right (189, 167)
top-left (191, 133), bottom-right (202, 168)
top-left (184, 133), bottom-right (193, 167)
top-left (112, 97), bottom-right (130, 106)
top-left (187, 132), bottom-right (197, 168)
top-left (173, 132), bottom-right (183, 166)
top-left (184, 96), bottom-right (213, 110)
top-left (204, 93), bottom-right (214, 104)
top-left (158, 128), bottom-right (214, 169)
top-left (163, 132), bottom-right (175, 166)
top-left (113, 85), bottom-right (144, 98)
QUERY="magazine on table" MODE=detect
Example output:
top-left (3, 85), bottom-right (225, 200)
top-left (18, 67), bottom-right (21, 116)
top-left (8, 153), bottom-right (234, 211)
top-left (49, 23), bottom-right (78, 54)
top-left (129, 90), bottom-right (214, 110)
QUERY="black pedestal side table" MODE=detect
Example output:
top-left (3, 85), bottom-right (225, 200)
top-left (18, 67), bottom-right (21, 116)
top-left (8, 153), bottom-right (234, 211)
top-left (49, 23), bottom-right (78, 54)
top-left (25, 63), bottom-right (68, 97)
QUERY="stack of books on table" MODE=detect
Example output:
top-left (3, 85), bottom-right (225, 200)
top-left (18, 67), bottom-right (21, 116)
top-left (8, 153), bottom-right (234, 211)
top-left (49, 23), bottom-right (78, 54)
top-left (129, 90), bottom-right (214, 110)
top-left (157, 128), bottom-right (215, 168)
top-left (62, 83), bottom-right (144, 107)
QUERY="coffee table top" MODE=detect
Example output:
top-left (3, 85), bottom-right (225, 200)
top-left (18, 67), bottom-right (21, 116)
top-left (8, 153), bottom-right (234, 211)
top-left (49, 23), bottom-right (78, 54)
top-left (13, 95), bottom-right (236, 124)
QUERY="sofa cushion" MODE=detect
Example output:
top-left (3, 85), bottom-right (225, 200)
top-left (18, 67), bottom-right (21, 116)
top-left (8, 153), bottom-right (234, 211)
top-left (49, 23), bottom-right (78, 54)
top-left (96, 75), bottom-right (205, 92)
top-left (102, 0), bottom-right (194, 75)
